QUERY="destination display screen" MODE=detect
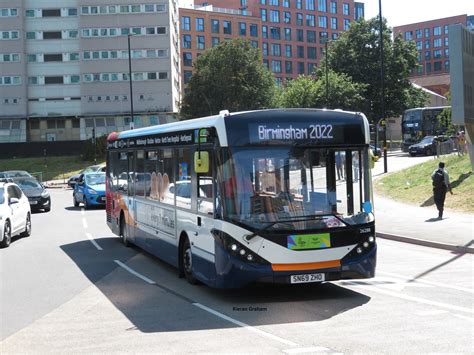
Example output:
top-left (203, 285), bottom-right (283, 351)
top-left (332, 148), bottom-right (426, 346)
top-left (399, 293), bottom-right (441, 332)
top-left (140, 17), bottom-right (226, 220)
top-left (225, 110), bottom-right (367, 146)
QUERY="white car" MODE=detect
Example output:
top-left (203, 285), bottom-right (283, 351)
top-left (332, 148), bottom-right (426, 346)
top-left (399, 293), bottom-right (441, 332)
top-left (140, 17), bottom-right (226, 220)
top-left (0, 181), bottom-right (32, 248)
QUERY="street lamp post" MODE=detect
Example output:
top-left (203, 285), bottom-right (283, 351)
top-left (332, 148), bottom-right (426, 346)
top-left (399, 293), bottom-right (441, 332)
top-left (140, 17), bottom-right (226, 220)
top-left (127, 34), bottom-right (134, 130)
top-left (325, 39), bottom-right (329, 109)
top-left (378, 0), bottom-right (387, 173)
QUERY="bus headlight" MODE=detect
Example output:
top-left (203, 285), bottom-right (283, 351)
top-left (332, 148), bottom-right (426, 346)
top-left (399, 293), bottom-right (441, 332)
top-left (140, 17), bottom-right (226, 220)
top-left (211, 229), bottom-right (269, 265)
top-left (368, 236), bottom-right (375, 243)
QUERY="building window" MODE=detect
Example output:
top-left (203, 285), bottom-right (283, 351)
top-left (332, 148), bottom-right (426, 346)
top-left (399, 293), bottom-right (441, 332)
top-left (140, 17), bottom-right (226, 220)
top-left (283, 0), bottom-right (290, 7)
top-left (307, 46), bottom-right (317, 59)
top-left (444, 60), bottom-right (449, 71)
top-left (416, 41), bottom-right (422, 50)
top-left (444, 25), bottom-right (449, 34)
top-left (284, 28), bottom-right (291, 41)
top-left (306, 14), bottom-right (315, 27)
top-left (250, 24), bottom-right (258, 37)
top-left (45, 76), bottom-right (64, 85)
top-left (296, 0), bottom-right (302, 9)
top-left (196, 35), bottom-right (205, 50)
top-left (183, 52), bottom-right (192, 66)
top-left (181, 16), bottom-right (190, 31)
top-left (272, 60), bottom-right (282, 73)
top-left (43, 31), bottom-right (62, 40)
top-left (319, 16), bottom-right (327, 28)
top-left (44, 54), bottom-right (63, 62)
top-left (271, 43), bottom-right (281, 56)
top-left (416, 29), bottom-right (422, 39)
top-left (433, 26), bottom-right (441, 36)
top-left (434, 61), bottom-right (442, 72)
top-left (297, 62), bottom-right (305, 74)
top-left (261, 9), bottom-right (267, 22)
top-left (42, 9), bottom-right (61, 17)
top-left (223, 21), bottom-right (232, 34)
top-left (425, 39), bottom-right (430, 49)
top-left (285, 44), bottom-right (292, 57)
top-left (297, 29), bottom-right (304, 41)
top-left (305, 0), bottom-right (315, 11)
top-left (262, 26), bottom-right (268, 38)
top-left (184, 71), bottom-right (192, 84)
top-left (239, 22), bottom-right (246, 36)
top-left (342, 3), bottom-right (349, 16)
top-left (212, 37), bottom-right (220, 47)
top-left (318, 0), bottom-right (327, 12)
top-left (296, 13), bottom-right (303, 26)
top-left (444, 37), bottom-right (448, 46)
top-left (211, 19), bottom-right (219, 33)
top-left (297, 46), bottom-right (304, 58)
top-left (263, 42), bottom-right (268, 56)
top-left (425, 51), bottom-right (430, 60)
top-left (285, 60), bottom-right (292, 73)
top-left (330, 1), bottom-right (337, 13)
top-left (444, 48), bottom-right (449, 58)
top-left (331, 17), bottom-right (337, 30)
top-left (270, 27), bottom-right (281, 40)
top-left (424, 28), bottom-right (430, 37)
top-left (284, 11), bottom-right (291, 24)
top-left (433, 38), bottom-right (441, 47)
top-left (183, 34), bottom-right (191, 48)
top-left (307, 30), bottom-right (316, 43)
top-left (405, 31), bottom-right (413, 41)
top-left (434, 49), bottom-right (442, 58)
top-left (343, 19), bottom-right (350, 30)
top-left (196, 18), bottom-right (204, 32)
top-left (270, 10), bottom-right (280, 23)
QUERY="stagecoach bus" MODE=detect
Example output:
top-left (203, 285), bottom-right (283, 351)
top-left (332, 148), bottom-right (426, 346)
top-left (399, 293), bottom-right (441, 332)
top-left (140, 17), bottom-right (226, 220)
top-left (106, 109), bottom-right (376, 288)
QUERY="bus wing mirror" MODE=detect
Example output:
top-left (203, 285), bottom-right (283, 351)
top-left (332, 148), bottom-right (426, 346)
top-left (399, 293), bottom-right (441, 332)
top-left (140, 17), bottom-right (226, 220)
top-left (194, 151), bottom-right (209, 173)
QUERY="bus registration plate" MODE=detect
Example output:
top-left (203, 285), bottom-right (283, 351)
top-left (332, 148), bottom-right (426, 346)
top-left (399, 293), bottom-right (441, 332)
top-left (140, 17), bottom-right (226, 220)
top-left (290, 273), bottom-right (325, 284)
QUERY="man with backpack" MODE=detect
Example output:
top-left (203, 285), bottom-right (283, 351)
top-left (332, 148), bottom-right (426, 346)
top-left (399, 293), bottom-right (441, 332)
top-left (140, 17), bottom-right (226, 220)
top-left (431, 161), bottom-right (453, 219)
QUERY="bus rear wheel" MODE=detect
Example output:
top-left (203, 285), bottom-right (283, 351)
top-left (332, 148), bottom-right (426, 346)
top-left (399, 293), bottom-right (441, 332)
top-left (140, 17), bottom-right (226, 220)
top-left (182, 237), bottom-right (197, 285)
top-left (120, 213), bottom-right (130, 248)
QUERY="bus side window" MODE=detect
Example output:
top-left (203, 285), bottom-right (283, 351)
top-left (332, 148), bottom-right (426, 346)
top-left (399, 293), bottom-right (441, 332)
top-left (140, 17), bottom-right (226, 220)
top-left (197, 151), bottom-right (214, 215)
top-left (176, 148), bottom-right (192, 209)
top-left (136, 150), bottom-right (145, 197)
top-left (117, 152), bottom-right (128, 192)
top-left (145, 151), bottom-right (157, 199)
top-left (160, 149), bottom-right (175, 205)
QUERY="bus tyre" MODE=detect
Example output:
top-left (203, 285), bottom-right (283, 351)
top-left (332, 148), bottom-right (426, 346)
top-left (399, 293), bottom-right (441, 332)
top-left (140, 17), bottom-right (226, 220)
top-left (20, 213), bottom-right (31, 238)
top-left (182, 237), bottom-right (198, 285)
top-left (120, 213), bottom-right (130, 247)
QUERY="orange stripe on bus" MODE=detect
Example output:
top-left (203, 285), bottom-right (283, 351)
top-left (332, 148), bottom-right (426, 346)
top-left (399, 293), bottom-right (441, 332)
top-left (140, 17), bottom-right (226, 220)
top-left (271, 260), bottom-right (341, 271)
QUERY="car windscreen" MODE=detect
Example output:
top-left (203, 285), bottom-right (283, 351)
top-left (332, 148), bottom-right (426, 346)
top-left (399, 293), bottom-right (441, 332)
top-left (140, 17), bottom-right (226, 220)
top-left (0, 188), bottom-right (4, 204)
top-left (14, 178), bottom-right (42, 189)
top-left (420, 136), bottom-right (434, 144)
top-left (85, 174), bottom-right (106, 185)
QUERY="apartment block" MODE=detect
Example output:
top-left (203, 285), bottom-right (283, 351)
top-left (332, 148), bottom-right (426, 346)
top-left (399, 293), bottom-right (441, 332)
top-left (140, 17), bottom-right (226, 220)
top-left (393, 14), bottom-right (474, 95)
top-left (0, 0), bottom-right (180, 143)
top-left (179, 0), bottom-right (364, 86)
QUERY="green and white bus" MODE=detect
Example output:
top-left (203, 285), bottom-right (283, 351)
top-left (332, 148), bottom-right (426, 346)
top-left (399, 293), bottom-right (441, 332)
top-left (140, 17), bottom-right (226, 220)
top-left (106, 109), bottom-right (376, 288)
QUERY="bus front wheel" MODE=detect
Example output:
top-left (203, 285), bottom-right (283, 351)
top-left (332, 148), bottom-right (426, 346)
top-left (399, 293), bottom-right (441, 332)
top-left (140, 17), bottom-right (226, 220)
top-left (120, 213), bottom-right (130, 248)
top-left (181, 237), bottom-right (198, 285)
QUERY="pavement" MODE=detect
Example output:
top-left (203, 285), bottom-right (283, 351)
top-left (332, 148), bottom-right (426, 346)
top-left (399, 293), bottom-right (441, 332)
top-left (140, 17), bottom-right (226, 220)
top-left (372, 150), bottom-right (474, 254)
top-left (43, 150), bottom-right (474, 253)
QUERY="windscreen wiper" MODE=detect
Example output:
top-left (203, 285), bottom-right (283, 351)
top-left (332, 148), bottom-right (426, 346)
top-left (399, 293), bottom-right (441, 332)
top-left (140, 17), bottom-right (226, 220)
top-left (244, 214), bottom-right (348, 242)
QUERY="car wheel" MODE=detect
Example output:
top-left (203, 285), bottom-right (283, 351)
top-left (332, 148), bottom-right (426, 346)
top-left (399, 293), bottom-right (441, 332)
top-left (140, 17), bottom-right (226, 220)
top-left (182, 237), bottom-right (198, 285)
top-left (0, 220), bottom-right (12, 248)
top-left (84, 197), bottom-right (90, 210)
top-left (120, 213), bottom-right (130, 247)
top-left (20, 213), bottom-right (32, 238)
top-left (425, 148), bottom-right (432, 156)
top-left (73, 193), bottom-right (79, 207)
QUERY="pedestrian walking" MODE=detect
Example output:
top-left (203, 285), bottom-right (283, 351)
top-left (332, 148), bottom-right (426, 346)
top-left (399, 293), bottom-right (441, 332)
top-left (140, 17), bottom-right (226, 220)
top-left (458, 131), bottom-right (466, 155)
top-left (431, 161), bottom-right (453, 219)
top-left (335, 152), bottom-right (344, 180)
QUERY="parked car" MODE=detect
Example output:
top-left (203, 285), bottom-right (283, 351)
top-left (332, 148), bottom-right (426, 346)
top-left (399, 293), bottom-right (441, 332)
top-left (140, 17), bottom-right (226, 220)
top-left (73, 172), bottom-right (106, 208)
top-left (0, 180), bottom-right (32, 248)
top-left (12, 177), bottom-right (51, 212)
top-left (0, 170), bottom-right (33, 179)
top-left (408, 135), bottom-right (453, 156)
top-left (67, 164), bottom-right (106, 188)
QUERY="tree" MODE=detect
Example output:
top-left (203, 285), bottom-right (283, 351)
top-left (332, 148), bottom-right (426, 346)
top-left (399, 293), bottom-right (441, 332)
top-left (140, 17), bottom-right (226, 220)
top-left (181, 39), bottom-right (276, 118)
top-left (276, 70), bottom-right (367, 111)
top-left (327, 17), bottom-right (427, 122)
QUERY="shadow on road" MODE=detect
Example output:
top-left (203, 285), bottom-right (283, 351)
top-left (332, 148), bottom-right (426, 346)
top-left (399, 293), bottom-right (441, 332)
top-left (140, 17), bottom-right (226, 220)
top-left (61, 239), bottom-right (371, 333)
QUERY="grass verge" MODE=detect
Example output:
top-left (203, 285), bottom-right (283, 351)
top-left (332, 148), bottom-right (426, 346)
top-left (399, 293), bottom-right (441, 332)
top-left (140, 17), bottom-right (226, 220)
top-left (374, 154), bottom-right (474, 213)
top-left (0, 156), bottom-right (105, 182)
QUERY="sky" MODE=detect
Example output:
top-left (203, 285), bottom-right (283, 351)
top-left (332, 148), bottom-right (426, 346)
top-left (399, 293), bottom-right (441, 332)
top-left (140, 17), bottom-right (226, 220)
top-left (361, 0), bottom-right (472, 28)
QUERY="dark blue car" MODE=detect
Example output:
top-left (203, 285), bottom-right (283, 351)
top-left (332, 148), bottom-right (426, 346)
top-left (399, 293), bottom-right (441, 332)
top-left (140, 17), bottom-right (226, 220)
top-left (73, 172), bottom-right (106, 209)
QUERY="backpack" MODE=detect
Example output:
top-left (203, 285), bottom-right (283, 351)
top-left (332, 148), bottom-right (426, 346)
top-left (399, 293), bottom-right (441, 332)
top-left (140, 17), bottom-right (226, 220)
top-left (432, 169), bottom-right (445, 189)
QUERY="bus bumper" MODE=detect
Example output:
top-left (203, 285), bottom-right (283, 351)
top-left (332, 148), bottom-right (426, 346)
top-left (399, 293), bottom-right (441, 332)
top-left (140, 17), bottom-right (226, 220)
top-left (213, 244), bottom-right (377, 288)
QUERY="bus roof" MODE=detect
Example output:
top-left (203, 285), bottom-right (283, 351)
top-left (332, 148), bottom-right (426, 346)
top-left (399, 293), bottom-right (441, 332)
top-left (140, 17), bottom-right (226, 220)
top-left (109, 108), bottom-right (370, 148)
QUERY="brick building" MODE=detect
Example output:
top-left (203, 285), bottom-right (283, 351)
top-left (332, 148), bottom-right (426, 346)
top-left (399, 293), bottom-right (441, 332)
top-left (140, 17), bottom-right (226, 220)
top-left (179, 0), bottom-right (364, 87)
top-left (393, 14), bottom-right (474, 96)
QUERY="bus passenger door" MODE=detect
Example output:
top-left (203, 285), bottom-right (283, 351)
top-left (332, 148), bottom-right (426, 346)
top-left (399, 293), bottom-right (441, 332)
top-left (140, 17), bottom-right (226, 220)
top-left (127, 151), bottom-right (136, 243)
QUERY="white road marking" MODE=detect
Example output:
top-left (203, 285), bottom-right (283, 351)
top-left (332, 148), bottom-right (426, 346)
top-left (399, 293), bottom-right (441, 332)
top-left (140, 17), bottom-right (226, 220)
top-left (282, 346), bottom-right (332, 353)
top-left (82, 218), bottom-right (88, 229)
top-left (193, 303), bottom-right (299, 347)
top-left (367, 277), bottom-right (432, 292)
top-left (452, 313), bottom-right (474, 323)
top-left (416, 310), bottom-right (449, 316)
top-left (85, 232), bottom-right (103, 251)
top-left (80, 208), bottom-right (85, 216)
top-left (114, 260), bottom-right (156, 285)
top-left (343, 281), bottom-right (474, 314)
top-left (378, 271), bottom-right (474, 294)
